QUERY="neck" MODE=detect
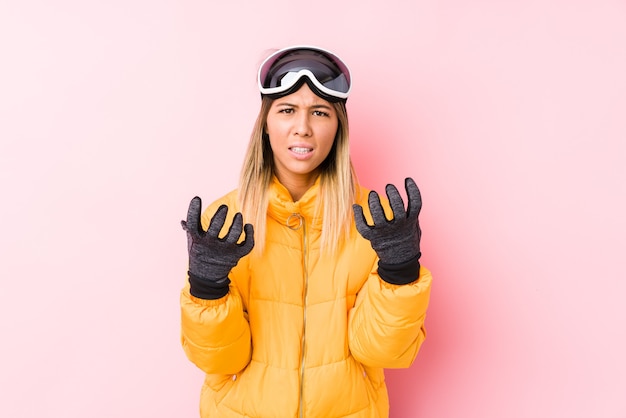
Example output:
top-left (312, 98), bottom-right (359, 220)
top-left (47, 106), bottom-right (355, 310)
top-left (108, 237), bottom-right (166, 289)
top-left (277, 172), bottom-right (319, 201)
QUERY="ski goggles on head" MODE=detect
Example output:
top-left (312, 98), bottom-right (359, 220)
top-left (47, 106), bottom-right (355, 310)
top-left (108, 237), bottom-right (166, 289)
top-left (258, 45), bottom-right (352, 102)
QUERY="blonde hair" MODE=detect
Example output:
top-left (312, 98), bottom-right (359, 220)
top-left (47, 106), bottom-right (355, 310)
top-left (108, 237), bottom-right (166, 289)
top-left (238, 96), bottom-right (358, 254)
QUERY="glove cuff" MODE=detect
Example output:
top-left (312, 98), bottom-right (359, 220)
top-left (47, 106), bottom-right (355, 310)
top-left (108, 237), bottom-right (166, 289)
top-left (188, 271), bottom-right (230, 300)
top-left (377, 254), bottom-right (421, 285)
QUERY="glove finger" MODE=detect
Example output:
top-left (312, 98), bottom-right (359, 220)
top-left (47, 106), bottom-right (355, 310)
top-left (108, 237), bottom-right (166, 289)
top-left (352, 203), bottom-right (372, 238)
top-left (405, 177), bottom-right (422, 218)
top-left (385, 183), bottom-right (406, 221)
top-left (184, 230), bottom-right (193, 253)
top-left (207, 204), bottom-right (229, 238)
top-left (224, 212), bottom-right (244, 244)
top-left (184, 196), bottom-right (203, 234)
top-left (368, 191), bottom-right (388, 225)
top-left (239, 223), bottom-right (255, 255)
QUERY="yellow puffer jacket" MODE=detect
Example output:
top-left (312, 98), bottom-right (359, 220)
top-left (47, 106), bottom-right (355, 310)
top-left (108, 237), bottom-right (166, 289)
top-left (180, 178), bottom-right (432, 417)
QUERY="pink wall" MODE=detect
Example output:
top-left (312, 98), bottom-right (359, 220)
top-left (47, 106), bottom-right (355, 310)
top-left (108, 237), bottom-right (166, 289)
top-left (1, 1), bottom-right (625, 417)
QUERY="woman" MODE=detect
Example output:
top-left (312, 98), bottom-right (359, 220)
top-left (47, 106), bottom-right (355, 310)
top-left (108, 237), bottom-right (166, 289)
top-left (180, 45), bottom-right (432, 417)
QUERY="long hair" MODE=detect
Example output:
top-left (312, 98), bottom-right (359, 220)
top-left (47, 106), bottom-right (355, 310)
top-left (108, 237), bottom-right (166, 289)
top-left (238, 96), bottom-right (358, 254)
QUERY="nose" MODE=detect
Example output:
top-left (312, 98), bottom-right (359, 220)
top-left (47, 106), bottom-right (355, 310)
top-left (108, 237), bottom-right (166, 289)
top-left (294, 112), bottom-right (312, 137)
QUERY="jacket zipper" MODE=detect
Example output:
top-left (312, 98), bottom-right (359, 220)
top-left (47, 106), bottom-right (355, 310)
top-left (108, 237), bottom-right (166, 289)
top-left (288, 213), bottom-right (308, 418)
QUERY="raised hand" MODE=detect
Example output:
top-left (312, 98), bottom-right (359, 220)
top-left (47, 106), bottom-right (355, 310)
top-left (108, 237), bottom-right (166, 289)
top-left (181, 197), bottom-right (254, 298)
top-left (353, 177), bottom-right (421, 266)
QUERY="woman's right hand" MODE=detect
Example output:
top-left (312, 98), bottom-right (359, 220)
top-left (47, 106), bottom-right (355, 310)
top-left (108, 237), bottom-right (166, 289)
top-left (181, 197), bottom-right (254, 299)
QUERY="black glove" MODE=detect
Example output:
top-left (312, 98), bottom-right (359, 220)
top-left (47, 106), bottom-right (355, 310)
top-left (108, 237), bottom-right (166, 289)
top-left (353, 177), bottom-right (422, 285)
top-left (181, 197), bottom-right (254, 299)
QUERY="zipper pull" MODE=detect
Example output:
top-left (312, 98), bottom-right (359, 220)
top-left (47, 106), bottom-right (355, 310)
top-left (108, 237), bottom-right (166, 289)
top-left (287, 213), bottom-right (304, 230)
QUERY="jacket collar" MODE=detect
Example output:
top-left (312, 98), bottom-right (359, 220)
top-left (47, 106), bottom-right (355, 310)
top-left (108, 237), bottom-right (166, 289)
top-left (267, 176), bottom-right (324, 230)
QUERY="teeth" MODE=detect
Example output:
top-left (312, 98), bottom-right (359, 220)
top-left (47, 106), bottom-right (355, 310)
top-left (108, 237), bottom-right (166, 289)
top-left (291, 147), bottom-right (312, 154)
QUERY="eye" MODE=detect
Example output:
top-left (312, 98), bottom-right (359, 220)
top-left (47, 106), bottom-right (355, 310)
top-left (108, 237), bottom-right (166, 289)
top-left (278, 107), bottom-right (294, 114)
top-left (313, 110), bottom-right (330, 117)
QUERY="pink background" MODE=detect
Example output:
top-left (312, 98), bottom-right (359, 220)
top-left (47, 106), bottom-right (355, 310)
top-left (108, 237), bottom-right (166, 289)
top-left (1, 1), bottom-right (625, 417)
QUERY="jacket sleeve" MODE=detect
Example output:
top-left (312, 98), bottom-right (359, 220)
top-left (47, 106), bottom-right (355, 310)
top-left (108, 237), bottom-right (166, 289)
top-left (180, 282), bottom-right (251, 375)
top-left (348, 265), bottom-right (432, 369)
top-left (179, 194), bottom-right (252, 375)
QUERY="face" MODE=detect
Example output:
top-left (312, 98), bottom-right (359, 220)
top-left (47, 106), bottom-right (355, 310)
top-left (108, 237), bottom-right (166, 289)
top-left (265, 83), bottom-right (339, 188)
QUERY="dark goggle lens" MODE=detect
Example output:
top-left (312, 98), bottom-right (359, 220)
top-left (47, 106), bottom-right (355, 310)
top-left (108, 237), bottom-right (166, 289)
top-left (263, 55), bottom-right (350, 93)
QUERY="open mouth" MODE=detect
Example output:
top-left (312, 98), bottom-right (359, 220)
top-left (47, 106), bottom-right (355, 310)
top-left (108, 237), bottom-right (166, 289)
top-left (290, 146), bottom-right (313, 154)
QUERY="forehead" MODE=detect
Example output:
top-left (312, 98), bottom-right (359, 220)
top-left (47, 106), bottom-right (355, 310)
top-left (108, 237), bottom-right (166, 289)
top-left (270, 83), bottom-right (334, 108)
